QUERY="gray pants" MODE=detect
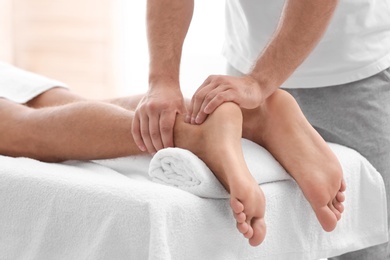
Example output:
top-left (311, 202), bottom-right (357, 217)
top-left (227, 64), bottom-right (390, 260)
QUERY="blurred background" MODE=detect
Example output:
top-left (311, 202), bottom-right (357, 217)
top-left (0, 0), bottom-right (225, 99)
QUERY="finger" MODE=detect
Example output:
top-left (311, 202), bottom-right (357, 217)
top-left (191, 84), bottom-right (217, 124)
top-left (185, 113), bottom-right (191, 123)
top-left (204, 89), bottom-right (236, 114)
top-left (183, 100), bottom-right (192, 123)
top-left (196, 75), bottom-right (213, 93)
top-left (179, 100), bottom-right (189, 115)
top-left (149, 113), bottom-right (164, 152)
top-left (195, 85), bottom-right (229, 124)
top-left (189, 76), bottom-right (217, 124)
top-left (187, 97), bottom-right (195, 124)
top-left (139, 114), bottom-right (156, 154)
top-left (160, 110), bottom-right (176, 148)
top-left (186, 106), bottom-right (193, 124)
top-left (131, 112), bottom-right (146, 152)
top-left (190, 88), bottom-right (207, 124)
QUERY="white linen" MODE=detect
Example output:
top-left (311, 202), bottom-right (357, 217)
top-left (0, 143), bottom-right (387, 260)
top-left (149, 139), bottom-right (291, 198)
top-left (0, 61), bottom-right (67, 103)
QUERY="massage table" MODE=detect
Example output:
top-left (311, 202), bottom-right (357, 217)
top-left (0, 140), bottom-right (387, 260)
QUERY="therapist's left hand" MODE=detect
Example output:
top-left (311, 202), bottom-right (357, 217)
top-left (186, 74), bottom-right (264, 124)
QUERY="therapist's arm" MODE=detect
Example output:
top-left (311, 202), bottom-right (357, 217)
top-left (249, 0), bottom-right (339, 98)
top-left (131, 0), bottom-right (194, 154)
top-left (189, 0), bottom-right (339, 124)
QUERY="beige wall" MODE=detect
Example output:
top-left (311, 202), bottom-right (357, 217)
top-left (1, 0), bottom-right (118, 99)
top-left (0, 0), bottom-right (14, 63)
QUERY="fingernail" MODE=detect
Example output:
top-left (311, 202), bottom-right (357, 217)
top-left (191, 117), bottom-right (196, 124)
top-left (139, 145), bottom-right (146, 152)
top-left (195, 116), bottom-right (201, 124)
top-left (185, 115), bottom-right (190, 123)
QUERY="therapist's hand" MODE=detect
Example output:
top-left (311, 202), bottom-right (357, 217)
top-left (132, 87), bottom-right (186, 154)
top-left (187, 75), bottom-right (264, 124)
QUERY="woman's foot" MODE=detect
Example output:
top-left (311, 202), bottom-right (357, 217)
top-left (242, 90), bottom-right (345, 232)
top-left (174, 102), bottom-right (266, 246)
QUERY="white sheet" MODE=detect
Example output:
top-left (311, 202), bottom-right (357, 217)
top-left (0, 61), bottom-right (67, 103)
top-left (0, 143), bottom-right (387, 260)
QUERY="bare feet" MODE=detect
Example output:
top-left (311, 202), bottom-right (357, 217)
top-left (242, 90), bottom-right (345, 232)
top-left (174, 102), bottom-right (266, 246)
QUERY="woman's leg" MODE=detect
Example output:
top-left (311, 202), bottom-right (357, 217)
top-left (284, 68), bottom-right (390, 260)
top-left (1, 89), bottom-right (266, 246)
top-left (174, 102), bottom-right (266, 246)
top-left (25, 87), bottom-right (86, 108)
top-left (1, 97), bottom-right (142, 161)
top-left (226, 64), bottom-right (345, 232)
top-left (0, 88), bottom-right (144, 161)
top-left (241, 89), bottom-right (345, 232)
top-left (0, 88), bottom-right (148, 161)
top-left (25, 87), bottom-right (145, 111)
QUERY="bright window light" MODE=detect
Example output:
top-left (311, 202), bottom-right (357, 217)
top-left (118, 1), bottom-right (226, 98)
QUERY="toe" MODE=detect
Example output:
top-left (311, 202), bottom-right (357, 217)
top-left (230, 198), bottom-right (244, 214)
top-left (333, 199), bottom-right (344, 213)
top-left (340, 179), bottom-right (347, 192)
top-left (314, 205), bottom-right (338, 232)
top-left (234, 212), bottom-right (246, 223)
top-left (249, 218), bottom-right (266, 246)
top-left (336, 191), bottom-right (345, 202)
top-left (243, 221), bottom-right (254, 239)
top-left (237, 221), bottom-right (249, 234)
top-left (329, 202), bottom-right (342, 221)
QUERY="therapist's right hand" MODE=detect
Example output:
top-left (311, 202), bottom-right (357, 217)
top-left (132, 86), bottom-right (186, 154)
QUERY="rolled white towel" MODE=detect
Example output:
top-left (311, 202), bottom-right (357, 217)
top-left (149, 138), bottom-right (292, 198)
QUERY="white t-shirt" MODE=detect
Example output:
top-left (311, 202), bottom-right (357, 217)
top-left (0, 62), bottom-right (67, 103)
top-left (223, 0), bottom-right (390, 88)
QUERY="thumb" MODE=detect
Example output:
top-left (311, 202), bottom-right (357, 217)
top-left (178, 102), bottom-right (188, 115)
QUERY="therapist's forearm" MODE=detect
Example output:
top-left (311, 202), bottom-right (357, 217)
top-left (147, 0), bottom-right (194, 87)
top-left (249, 0), bottom-right (339, 100)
